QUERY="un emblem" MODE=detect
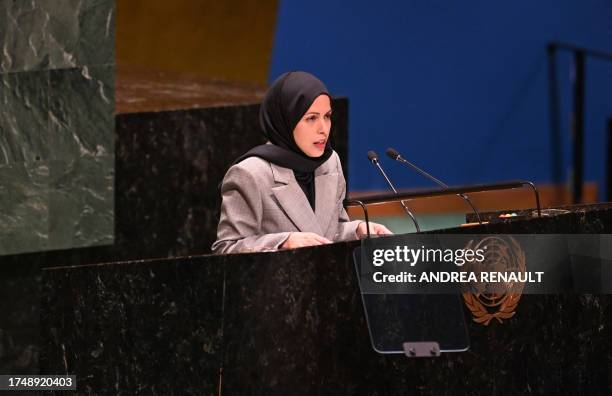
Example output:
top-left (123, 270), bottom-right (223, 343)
top-left (461, 236), bottom-right (526, 326)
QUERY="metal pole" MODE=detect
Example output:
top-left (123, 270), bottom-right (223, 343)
top-left (571, 51), bottom-right (585, 204)
top-left (607, 119), bottom-right (612, 202)
top-left (547, 44), bottom-right (562, 202)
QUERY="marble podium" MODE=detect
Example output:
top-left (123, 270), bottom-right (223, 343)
top-left (0, 71), bottom-right (350, 376)
top-left (39, 203), bottom-right (612, 394)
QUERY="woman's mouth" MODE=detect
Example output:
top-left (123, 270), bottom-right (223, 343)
top-left (314, 140), bottom-right (326, 149)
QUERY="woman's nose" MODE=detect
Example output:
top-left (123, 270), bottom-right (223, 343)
top-left (318, 119), bottom-right (328, 134)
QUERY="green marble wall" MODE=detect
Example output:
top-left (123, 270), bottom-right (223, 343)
top-left (0, 0), bottom-right (115, 255)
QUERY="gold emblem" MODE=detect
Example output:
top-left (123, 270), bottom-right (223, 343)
top-left (461, 236), bottom-right (526, 326)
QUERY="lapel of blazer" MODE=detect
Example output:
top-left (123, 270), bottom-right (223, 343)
top-left (271, 164), bottom-right (324, 235)
top-left (314, 161), bottom-right (338, 235)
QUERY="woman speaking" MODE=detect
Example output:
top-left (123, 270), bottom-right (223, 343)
top-left (212, 71), bottom-right (391, 254)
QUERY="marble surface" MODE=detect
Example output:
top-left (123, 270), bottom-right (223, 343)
top-left (0, 0), bottom-right (115, 72)
top-left (0, 0), bottom-right (116, 256)
top-left (0, 273), bottom-right (40, 374)
top-left (113, 104), bottom-right (267, 259)
top-left (115, 67), bottom-right (267, 114)
top-left (0, 70), bottom-right (49, 164)
top-left (0, 161), bottom-right (49, 254)
top-left (48, 155), bottom-right (114, 249)
top-left (49, 65), bottom-right (115, 159)
top-left (40, 256), bottom-right (224, 394)
top-left (38, 203), bottom-right (612, 394)
top-left (220, 245), bottom-right (611, 394)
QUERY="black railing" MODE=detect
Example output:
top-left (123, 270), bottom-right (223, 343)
top-left (548, 42), bottom-right (612, 204)
top-left (345, 180), bottom-right (542, 237)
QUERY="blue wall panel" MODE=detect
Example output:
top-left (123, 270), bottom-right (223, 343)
top-left (270, 0), bottom-right (612, 198)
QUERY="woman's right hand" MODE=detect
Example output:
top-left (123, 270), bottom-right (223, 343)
top-left (281, 232), bottom-right (332, 249)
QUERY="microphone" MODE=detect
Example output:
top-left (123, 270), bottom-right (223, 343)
top-left (386, 148), bottom-right (483, 224)
top-left (367, 151), bottom-right (421, 232)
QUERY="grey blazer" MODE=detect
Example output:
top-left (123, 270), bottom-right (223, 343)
top-left (212, 150), bottom-right (361, 254)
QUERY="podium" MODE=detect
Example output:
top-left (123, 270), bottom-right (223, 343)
top-left (38, 203), bottom-right (612, 394)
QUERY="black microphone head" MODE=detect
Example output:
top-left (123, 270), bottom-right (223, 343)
top-left (386, 147), bottom-right (400, 160)
top-left (367, 150), bottom-right (379, 163)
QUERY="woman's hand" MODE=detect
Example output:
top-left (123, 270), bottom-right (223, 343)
top-left (356, 222), bottom-right (393, 239)
top-left (281, 232), bottom-right (332, 249)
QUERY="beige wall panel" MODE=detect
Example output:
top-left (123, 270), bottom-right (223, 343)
top-left (116, 0), bottom-right (278, 83)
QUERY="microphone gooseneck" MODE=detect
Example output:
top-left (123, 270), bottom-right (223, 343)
top-left (367, 150), bottom-right (421, 232)
top-left (386, 148), bottom-right (482, 224)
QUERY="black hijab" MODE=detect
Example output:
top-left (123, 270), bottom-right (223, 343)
top-left (234, 71), bottom-right (333, 210)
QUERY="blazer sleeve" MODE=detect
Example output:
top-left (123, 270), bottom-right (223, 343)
top-left (334, 154), bottom-right (362, 241)
top-left (211, 164), bottom-right (291, 254)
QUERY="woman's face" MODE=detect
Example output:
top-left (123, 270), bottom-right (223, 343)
top-left (293, 94), bottom-right (332, 157)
